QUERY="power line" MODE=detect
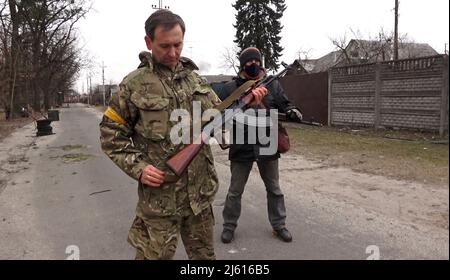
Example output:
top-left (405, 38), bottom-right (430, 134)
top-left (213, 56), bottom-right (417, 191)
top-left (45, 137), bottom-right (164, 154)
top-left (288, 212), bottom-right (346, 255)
top-left (152, 0), bottom-right (169, 10)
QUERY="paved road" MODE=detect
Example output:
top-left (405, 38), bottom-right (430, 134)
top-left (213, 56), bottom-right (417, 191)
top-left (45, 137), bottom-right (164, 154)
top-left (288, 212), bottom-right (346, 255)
top-left (0, 104), bottom-right (447, 260)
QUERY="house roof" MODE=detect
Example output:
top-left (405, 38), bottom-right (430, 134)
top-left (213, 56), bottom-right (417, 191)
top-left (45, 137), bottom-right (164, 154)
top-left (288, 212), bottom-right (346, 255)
top-left (309, 51), bottom-right (342, 73)
top-left (346, 39), bottom-right (439, 60)
top-left (308, 39), bottom-right (439, 72)
top-left (202, 75), bottom-right (234, 84)
top-left (285, 59), bottom-right (310, 75)
top-left (397, 42), bottom-right (439, 58)
top-left (300, 59), bottom-right (317, 73)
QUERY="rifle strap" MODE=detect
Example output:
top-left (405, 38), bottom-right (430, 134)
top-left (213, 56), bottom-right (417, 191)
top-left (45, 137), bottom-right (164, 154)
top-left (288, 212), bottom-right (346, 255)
top-left (214, 80), bottom-right (257, 112)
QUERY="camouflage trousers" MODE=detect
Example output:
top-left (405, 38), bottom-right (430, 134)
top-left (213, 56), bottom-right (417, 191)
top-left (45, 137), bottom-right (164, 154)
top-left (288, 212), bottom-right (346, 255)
top-left (128, 203), bottom-right (216, 260)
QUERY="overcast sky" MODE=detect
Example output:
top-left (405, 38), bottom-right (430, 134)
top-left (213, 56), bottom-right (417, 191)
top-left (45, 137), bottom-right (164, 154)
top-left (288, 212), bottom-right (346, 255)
top-left (76, 0), bottom-right (449, 92)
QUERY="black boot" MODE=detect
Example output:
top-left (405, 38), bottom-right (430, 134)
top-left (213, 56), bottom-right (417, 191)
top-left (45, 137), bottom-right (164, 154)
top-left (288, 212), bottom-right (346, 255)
top-left (273, 228), bottom-right (292, 242)
top-left (221, 229), bottom-right (234, 244)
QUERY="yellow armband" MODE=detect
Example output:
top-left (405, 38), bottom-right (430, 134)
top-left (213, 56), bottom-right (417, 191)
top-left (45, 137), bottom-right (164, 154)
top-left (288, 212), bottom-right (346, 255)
top-left (104, 106), bottom-right (126, 125)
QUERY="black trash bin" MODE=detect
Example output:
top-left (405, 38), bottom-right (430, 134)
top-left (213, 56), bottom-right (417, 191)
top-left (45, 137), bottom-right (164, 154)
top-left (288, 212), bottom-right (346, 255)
top-left (48, 110), bottom-right (59, 121)
top-left (36, 119), bottom-right (53, 136)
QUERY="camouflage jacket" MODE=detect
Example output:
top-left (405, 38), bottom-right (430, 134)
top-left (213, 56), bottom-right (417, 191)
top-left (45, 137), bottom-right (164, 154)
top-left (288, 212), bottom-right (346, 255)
top-left (99, 51), bottom-right (221, 218)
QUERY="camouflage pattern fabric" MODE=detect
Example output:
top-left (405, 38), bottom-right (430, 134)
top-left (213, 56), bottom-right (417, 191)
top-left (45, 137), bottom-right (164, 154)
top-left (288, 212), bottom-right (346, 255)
top-left (99, 51), bottom-right (220, 260)
top-left (130, 204), bottom-right (215, 260)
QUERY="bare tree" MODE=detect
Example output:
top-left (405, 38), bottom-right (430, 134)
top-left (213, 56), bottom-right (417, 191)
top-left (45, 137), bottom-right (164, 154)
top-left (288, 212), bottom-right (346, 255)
top-left (330, 27), bottom-right (414, 66)
top-left (18, 0), bottom-right (91, 110)
top-left (295, 47), bottom-right (314, 71)
top-left (296, 48), bottom-right (312, 62)
top-left (330, 32), bottom-right (351, 64)
top-left (0, 0), bottom-right (92, 117)
top-left (0, 0), bottom-right (22, 118)
top-left (220, 45), bottom-right (240, 75)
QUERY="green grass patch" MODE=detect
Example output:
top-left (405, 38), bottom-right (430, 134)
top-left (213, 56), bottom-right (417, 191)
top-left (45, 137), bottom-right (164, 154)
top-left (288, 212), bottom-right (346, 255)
top-left (62, 153), bottom-right (93, 162)
top-left (61, 145), bottom-right (86, 151)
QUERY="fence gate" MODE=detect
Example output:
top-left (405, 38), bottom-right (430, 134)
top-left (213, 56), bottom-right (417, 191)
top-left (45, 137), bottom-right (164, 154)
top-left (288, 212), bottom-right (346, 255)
top-left (280, 72), bottom-right (329, 125)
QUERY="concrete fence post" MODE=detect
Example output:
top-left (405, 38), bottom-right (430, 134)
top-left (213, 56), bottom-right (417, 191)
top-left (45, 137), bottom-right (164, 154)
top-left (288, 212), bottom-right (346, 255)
top-left (328, 70), bottom-right (332, 126)
top-left (374, 63), bottom-right (382, 129)
top-left (440, 55), bottom-right (449, 136)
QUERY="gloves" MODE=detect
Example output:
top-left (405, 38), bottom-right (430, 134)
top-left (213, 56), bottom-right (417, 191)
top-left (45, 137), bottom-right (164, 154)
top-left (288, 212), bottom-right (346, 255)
top-left (287, 108), bottom-right (303, 122)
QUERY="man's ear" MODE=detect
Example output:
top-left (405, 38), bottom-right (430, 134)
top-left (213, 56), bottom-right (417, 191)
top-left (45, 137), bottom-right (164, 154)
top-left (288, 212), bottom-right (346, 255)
top-left (144, 35), bottom-right (152, 51)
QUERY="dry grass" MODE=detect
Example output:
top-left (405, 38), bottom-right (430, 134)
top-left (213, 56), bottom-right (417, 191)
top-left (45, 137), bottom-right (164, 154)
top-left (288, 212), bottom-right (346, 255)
top-left (0, 118), bottom-right (34, 142)
top-left (285, 123), bottom-right (449, 186)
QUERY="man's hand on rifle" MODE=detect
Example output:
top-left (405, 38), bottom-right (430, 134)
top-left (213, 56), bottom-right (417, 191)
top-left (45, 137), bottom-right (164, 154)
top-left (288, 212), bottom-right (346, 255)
top-left (140, 165), bottom-right (165, 187)
top-left (249, 86), bottom-right (268, 107)
top-left (287, 108), bottom-right (303, 122)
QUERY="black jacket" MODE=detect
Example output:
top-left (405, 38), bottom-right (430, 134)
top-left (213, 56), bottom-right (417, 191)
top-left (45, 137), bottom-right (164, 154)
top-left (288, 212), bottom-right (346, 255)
top-left (216, 72), bottom-right (297, 162)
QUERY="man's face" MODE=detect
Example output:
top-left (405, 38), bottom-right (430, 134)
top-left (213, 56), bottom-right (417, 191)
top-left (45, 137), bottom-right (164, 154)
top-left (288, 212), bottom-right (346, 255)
top-left (145, 24), bottom-right (184, 70)
top-left (244, 59), bottom-right (261, 67)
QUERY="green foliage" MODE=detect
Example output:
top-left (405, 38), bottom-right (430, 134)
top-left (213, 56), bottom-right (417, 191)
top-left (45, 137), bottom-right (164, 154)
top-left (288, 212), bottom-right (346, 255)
top-left (232, 0), bottom-right (286, 71)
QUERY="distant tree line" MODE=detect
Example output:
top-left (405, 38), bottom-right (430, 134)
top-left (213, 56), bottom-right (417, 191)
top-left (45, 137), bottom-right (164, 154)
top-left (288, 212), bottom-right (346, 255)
top-left (0, 0), bottom-right (91, 119)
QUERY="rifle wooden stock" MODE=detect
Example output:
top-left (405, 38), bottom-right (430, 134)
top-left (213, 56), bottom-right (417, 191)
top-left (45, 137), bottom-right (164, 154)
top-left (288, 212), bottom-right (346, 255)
top-left (166, 135), bottom-right (205, 177)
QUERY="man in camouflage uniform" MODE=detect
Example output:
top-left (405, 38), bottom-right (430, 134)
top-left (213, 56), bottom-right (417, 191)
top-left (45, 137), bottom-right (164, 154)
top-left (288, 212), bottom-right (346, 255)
top-left (99, 9), bottom-right (267, 260)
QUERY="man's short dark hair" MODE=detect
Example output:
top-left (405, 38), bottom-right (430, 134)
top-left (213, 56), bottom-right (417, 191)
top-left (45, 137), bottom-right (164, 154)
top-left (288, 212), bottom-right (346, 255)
top-left (145, 9), bottom-right (185, 40)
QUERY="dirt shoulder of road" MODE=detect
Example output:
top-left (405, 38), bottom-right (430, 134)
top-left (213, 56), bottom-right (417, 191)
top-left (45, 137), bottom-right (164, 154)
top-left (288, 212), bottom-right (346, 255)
top-left (281, 122), bottom-right (449, 238)
top-left (285, 122), bottom-right (449, 187)
top-left (0, 118), bottom-right (35, 143)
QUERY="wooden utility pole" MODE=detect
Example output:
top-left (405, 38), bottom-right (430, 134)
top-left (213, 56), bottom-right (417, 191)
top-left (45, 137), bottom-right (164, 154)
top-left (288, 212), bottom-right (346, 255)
top-left (101, 62), bottom-right (106, 107)
top-left (394, 0), bottom-right (399, 61)
top-left (87, 74), bottom-right (92, 105)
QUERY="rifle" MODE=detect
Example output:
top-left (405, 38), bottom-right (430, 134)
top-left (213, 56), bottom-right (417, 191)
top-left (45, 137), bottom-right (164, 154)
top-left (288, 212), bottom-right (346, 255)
top-left (166, 62), bottom-right (293, 177)
top-left (300, 120), bottom-right (323, 127)
top-left (277, 113), bottom-right (323, 127)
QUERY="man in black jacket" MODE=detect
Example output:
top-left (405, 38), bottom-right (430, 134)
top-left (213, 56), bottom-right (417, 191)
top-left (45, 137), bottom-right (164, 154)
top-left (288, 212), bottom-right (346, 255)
top-left (216, 47), bottom-right (303, 243)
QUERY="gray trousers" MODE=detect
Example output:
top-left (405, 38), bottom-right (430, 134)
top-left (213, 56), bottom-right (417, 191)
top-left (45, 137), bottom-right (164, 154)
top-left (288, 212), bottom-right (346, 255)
top-left (222, 159), bottom-right (287, 231)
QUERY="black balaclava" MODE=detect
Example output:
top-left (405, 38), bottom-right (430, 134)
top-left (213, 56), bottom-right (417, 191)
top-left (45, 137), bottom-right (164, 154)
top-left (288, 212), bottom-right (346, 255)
top-left (239, 47), bottom-right (262, 78)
